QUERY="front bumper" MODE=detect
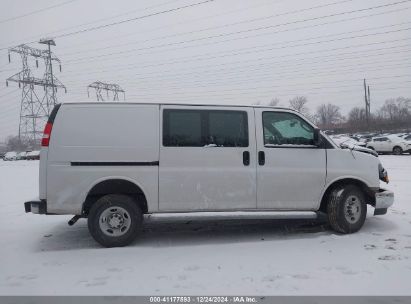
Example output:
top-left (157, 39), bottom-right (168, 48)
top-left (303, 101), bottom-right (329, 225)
top-left (373, 189), bottom-right (394, 215)
top-left (24, 200), bottom-right (47, 214)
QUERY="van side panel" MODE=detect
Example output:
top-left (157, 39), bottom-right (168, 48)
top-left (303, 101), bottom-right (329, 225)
top-left (46, 104), bottom-right (159, 214)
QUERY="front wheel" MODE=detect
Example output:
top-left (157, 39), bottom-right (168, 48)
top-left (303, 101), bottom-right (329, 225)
top-left (88, 194), bottom-right (143, 247)
top-left (392, 146), bottom-right (403, 155)
top-left (327, 185), bottom-right (367, 234)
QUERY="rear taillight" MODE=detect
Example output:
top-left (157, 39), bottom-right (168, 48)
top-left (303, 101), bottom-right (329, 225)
top-left (41, 104), bottom-right (61, 147)
top-left (41, 122), bottom-right (53, 147)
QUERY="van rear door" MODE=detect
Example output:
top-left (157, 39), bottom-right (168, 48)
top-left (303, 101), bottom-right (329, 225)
top-left (159, 105), bottom-right (256, 211)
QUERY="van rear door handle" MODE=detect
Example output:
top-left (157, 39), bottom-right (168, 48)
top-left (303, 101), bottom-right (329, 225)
top-left (258, 151), bottom-right (265, 166)
top-left (243, 151), bottom-right (250, 166)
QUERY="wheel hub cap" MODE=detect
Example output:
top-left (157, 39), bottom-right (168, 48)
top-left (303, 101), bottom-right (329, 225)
top-left (99, 206), bottom-right (131, 236)
top-left (108, 213), bottom-right (124, 229)
top-left (344, 195), bottom-right (361, 224)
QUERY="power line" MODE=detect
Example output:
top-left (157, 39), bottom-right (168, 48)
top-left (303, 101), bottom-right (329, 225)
top-left (35, 0), bottom-right (184, 34)
top-left (0, 0), bottom-right (185, 49)
top-left (77, 79), bottom-right (411, 100)
top-left (0, 0), bottom-right (217, 51)
top-left (122, 86), bottom-right (411, 103)
top-left (0, 0), bottom-right (78, 24)
top-left (62, 2), bottom-right (411, 65)
top-left (61, 45), bottom-right (411, 90)
top-left (0, 88), bottom-right (19, 99)
top-left (63, 61), bottom-right (411, 96)
top-left (61, 22), bottom-right (411, 75)
top-left (60, 0), bottom-right (357, 57)
top-left (54, 75), bottom-right (411, 99)
top-left (62, 41), bottom-right (411, 83)
top-left (60, 0), bottom-right (292, 52)
top-left (61, 7), bottom-right (411, 60)
top-left (61, 34), bottom-right (411, 81)
top-left (54, 0), bottom-right (217, 40)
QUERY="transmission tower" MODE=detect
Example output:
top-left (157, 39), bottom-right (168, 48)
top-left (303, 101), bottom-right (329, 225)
top-left (87, 81), bottom-right (125, 101)
top-left (6, 41), bottom-right (66, 143)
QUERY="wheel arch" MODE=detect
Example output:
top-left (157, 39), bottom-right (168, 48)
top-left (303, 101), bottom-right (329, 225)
top-left (82, 177), bottom-right (148, 216)
top-left (318, 177), bottom-right (375, 213)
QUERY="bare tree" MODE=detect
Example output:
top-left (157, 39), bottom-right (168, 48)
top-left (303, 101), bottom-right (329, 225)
top-left (316, 104), bottom-right (343, 128)
top-left (378, 97), bottom-right (410, 121)
top-left (268, 97), bottom-right (280, 106)
top-left (5, 135), bottom-right (38, 152)
top-left (289, 96), bottom-right (308, 113)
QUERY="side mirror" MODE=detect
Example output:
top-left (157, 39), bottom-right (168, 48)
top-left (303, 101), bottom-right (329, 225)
top-left (313, 128), bottom-right (322, 147)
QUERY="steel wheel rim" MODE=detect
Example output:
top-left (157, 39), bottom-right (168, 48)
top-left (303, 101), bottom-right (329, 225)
top-left (344, 195), bottom-right (362, 224)
top-left (99, 206), bottom-right (131, 237)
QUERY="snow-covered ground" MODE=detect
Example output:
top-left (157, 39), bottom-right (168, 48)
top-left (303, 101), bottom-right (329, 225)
top-left (0, 156), bottom-right (410, 295)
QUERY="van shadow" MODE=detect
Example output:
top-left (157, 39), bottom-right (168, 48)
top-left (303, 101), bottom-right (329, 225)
top-left (35, 216), bottom-right (332, 252)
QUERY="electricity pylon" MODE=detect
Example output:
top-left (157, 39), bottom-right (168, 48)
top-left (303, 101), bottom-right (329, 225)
top-left (6, 41), bottom-right (66, 143)
top-left (87, 81), bottom-right (125, 101)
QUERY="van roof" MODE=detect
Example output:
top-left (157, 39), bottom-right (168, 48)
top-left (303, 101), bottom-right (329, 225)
top-left (61, 101), bottom-right (296, 112)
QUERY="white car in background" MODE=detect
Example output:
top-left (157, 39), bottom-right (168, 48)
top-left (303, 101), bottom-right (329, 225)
top-left (366, 136), bottom-right (410, 155)
top-left (3, 151), bottom-right (18, 161)
top-left (26, 150), bottom-right (40, 160)
top-left (329, 135), bottom-right (366, 148)
top-left (16, 151), bottom-right (28, 160)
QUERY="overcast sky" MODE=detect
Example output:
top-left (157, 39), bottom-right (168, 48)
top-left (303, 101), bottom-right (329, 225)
top-left (0, 0), bottom-right (410, 141)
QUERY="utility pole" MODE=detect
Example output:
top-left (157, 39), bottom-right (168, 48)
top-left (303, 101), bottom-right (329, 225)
top-left (363, 79), bottom-right (371, 128)
top-left (6, 41), bottom-right (66, 144)
top-left (87, 81), bottom-right (125, 101)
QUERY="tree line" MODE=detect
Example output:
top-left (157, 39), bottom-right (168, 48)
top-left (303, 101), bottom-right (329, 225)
top-left (258, 96), bottom-right (411, 133)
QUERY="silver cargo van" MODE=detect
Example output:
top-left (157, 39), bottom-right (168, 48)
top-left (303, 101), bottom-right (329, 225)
top-left (25, 103), bottom-right (394, 247)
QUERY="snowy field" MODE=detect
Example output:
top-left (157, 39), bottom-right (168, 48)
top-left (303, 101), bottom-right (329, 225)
top-left (0, 155), bottom-right (410, 296)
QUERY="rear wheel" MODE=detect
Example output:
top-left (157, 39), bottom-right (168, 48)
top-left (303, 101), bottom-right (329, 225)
top-left (88, 194), bottom-right (143, 247)
top-left (327, 185), bottom-right (367, 234)
top-left (392, 146), bottom-right (402, 155)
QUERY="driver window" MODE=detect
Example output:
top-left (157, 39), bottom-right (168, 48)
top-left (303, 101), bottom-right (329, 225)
top-left (263, 112), bottom-right (314, 146)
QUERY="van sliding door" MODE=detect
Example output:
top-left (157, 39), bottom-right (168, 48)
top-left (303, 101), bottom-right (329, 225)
top-left (159, 105), bottom-right (257, 211)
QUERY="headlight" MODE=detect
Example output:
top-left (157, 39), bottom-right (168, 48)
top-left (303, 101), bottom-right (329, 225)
top-left (378, 163), bottom-right (389, 183)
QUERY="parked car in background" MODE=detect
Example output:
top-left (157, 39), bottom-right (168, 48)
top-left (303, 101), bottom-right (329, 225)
top-left (396, 133), bottom-right (410, 138)
top-left (16, 151), bottom-right (28, 160)
top-left (402, 134), bottom-right (411, 141)
top-left (26, 150), bottom-right (40, 160)
top-left (330, 135), bottom-right (366, 148)
top-left (357, 134), bottom-right (376, 143)
top-left (3, 151), bottom-right (18, 161)
top-left (366, 136), bottom-right (410, 155)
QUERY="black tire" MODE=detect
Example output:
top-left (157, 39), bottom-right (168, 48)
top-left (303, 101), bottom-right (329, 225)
top-left (88, 194), bottom-right (143, 247)
top-left (327, 185), bottom-right (367, 234)
top-left (392, 146), bottom-right (402, 155)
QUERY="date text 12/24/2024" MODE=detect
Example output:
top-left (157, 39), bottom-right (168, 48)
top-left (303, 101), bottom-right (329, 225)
top-left (149, 296), bottom-right (258, 303)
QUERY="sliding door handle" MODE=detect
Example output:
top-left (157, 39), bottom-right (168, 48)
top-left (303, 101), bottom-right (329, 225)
top-left (258, 151), bottom-right (265, 166)
top-left (243, 151), bottom-right (250, 166)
